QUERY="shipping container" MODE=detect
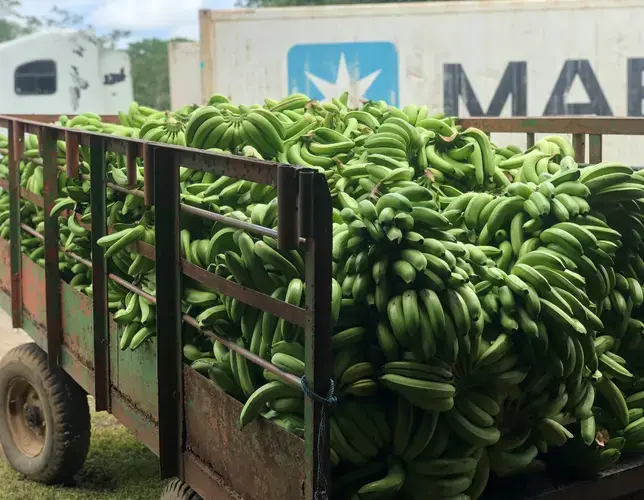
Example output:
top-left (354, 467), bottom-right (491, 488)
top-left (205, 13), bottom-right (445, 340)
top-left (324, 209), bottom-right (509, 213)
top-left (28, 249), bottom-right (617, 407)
top-left (190, 0), bottom-right (644, 164)
top-left (168, 41), bottom-right (201, 110)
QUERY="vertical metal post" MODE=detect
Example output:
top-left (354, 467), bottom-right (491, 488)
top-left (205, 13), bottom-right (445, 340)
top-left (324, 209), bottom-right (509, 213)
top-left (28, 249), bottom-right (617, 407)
top-left (301, 170), bottom-right (333, 500)
top-left (143, 144), bottom-right (155, 206)
top-left (65, 130), bottom-right (80, 178)
top-left (41, 127), bottom-right (62, 370)
top-left (589, 134), bottom-right (603, 164)
top-left (573, 133), bottom-right (586, 164)
top-left (154, 146), bottom-right (183, 479)
top-left (8, 121), bottom-right (23, 328)
top-left (277, 165), bottom-right (299, 250)
top-left (526, 132), bottom-right (535, 149)
top-left (126, 142), bottom-right (138, 187)
top-left (90, 136), bottom-right (110, 412)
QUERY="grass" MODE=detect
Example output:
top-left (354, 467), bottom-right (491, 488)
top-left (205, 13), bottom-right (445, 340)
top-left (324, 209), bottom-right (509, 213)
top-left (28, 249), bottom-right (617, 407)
top-left (0, 399), bottom-right (165, 500)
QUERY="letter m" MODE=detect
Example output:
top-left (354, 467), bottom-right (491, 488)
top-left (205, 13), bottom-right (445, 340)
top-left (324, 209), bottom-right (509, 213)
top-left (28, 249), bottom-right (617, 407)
top-left (443, 62), bottom-right (527, 116)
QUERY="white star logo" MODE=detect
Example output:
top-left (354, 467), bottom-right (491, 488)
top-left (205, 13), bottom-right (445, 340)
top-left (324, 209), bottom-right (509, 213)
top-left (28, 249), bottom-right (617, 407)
top-left (304, 53), bottom-right (381, 108)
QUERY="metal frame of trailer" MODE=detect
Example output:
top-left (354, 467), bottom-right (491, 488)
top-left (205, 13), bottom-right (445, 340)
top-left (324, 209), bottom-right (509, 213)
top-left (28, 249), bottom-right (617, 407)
top-left (1, 114), bottom-right (644, 500)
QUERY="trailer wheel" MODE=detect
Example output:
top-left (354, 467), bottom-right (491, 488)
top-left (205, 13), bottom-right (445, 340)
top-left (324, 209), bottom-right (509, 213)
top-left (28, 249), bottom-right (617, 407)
top-left (161, 478), bottom-right (203, 500)
top-left (0, 342), bottom-right (91, 484)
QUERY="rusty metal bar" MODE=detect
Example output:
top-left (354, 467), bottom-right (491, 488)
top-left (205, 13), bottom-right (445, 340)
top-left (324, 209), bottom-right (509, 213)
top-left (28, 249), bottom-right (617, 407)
top-left (176, 149), bottom-right (282, 186)
top-left (180, 203), bottom-right (282, 241)
top-left (457, 116), bottom-right (644, 135)
top-left (0, 179), bottom-right (42, 208)
top-left (182, 260), bottom-right (307, 327)
top-left (41, 127), bottom-right (62, 370)
top-left (0, 114), bottom-right (120, 125)
top-left (126, 142), bottom-right (138, 187)
top-left (526, 132), bottom-right (535, 149)
top-left (183, 315), bottom-right (300, 388)
top-left (1, 116), bottom-right (282, 184)
top-left (277, 165), bottom-right (300, 250)
top-left (90, 136), bottom-right (111, 412)
top-left (573, 134), bottom-right (586, 164)
top-left (153, 146), bottom-right (183, 480)
top-left (8, 121), bottom-right (23, 328)
top-left (65, 130), bottom-right (80, 178)
top-left (143, 144), bottom-right (154, 205)
top-left (19, 223), bottom-right (41, 239)
top-left (60, 165), bottom-right (305, 245)
top-left (302, 170), bottom-right (333, 500)
top-left (589, 134), bottom-right (603, 164)
top-left (19, 187), bottom-right (45, 208)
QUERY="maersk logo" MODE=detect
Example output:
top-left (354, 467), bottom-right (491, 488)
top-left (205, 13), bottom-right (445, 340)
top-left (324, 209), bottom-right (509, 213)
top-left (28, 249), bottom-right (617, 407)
top-left (287, 42), bottom-right (399, 107)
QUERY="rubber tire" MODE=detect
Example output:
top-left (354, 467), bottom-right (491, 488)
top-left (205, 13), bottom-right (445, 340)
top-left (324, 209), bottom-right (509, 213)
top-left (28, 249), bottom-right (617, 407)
top-left (161, 478), bottom-right (204, 500)
top-left (0, 342), bottom-right (91, 484)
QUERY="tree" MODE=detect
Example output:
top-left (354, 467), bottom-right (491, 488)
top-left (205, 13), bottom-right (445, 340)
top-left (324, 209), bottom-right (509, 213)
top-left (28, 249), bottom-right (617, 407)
top-left (0, 0), bottom-right (131, 46)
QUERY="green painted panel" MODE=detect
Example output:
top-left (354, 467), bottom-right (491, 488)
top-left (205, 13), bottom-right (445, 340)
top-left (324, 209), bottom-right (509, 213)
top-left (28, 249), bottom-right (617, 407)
top-left (61, 280), bottom-right (94, 368)
top-left (110, 325), bottom-right (159, 419)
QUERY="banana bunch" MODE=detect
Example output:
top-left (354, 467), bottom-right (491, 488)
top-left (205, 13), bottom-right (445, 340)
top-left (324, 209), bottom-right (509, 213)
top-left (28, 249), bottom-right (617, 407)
top-left (12, 95), bottom-right (644, 500)
top-left (118, 101), bottom-right (161, 129)
top-left (138, 111), bottom-right (187, 146)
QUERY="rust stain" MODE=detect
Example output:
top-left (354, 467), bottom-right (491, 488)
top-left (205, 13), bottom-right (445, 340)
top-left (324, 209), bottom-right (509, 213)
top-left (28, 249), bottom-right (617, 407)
top-left (0, 239), bottom-right (10, 288)
top-left (20, 256), bottom-right (46, 324)
top-left (184, 367), bottom-right (305, 499)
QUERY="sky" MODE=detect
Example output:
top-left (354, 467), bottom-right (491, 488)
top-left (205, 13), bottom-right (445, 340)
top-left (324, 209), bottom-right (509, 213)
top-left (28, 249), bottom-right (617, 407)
top-left (14, 0), bottom-right (237, 43)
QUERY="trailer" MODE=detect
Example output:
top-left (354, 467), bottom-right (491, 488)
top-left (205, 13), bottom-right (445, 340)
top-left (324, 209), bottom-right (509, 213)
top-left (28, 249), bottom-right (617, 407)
top-left (1, 114), bottom-right (644, 500)
top-left (0, 30), bottom-right (133, 116)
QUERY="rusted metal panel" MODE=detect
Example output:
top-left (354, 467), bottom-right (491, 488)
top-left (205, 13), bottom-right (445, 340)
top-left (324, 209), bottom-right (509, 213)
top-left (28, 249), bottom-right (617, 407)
top-left (184, 367), bottom-right (306, 499)
top-left (0, 235), bottom-right (11, 291)
top-left (20, 254), bottom-right (47, 326)
top-left (184, 450), bottom-right (244, 500)
top-left (110, 386), bottom-right (160, 455)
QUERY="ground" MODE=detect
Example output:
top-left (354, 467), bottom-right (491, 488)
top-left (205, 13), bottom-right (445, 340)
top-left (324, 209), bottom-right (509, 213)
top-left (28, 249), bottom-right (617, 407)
top-left (0, 309), bottom-right (165, 499)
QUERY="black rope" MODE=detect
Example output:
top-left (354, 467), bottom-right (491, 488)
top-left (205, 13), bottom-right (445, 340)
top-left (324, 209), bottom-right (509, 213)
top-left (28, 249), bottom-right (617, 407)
top-left (300, 376), bottom-right (338, 500)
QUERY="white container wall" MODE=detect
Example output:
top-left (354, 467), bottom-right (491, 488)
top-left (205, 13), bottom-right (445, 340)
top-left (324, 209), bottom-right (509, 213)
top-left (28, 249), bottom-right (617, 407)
top-left (0, 29), bottom-right (133, 115)
top-left (194, 0), bottom-right (644, 165)
top-left (168, 41), bottom-right (202, 110)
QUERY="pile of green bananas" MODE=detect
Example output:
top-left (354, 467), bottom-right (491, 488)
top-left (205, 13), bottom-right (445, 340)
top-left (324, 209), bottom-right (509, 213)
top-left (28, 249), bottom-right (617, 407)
top-left (5, 92), bottom-right (644, 499)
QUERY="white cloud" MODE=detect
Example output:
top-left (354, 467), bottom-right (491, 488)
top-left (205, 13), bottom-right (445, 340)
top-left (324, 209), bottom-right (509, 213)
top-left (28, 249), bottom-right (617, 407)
top-left (89, 0), bottom-right (204, 30)
top-left (17, 0), bottom-right (97, 16)
top-left (171, 23), bottom-right (199, 41)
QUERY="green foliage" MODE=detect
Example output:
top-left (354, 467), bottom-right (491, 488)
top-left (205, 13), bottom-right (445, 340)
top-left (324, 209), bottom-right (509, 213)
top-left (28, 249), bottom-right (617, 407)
top-left (127, 38), bottom-right (191, 110)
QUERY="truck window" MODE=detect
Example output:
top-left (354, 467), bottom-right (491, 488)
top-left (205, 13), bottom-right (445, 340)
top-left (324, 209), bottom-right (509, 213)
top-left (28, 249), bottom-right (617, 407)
top-left (14, 60), bottom-right (57, 95)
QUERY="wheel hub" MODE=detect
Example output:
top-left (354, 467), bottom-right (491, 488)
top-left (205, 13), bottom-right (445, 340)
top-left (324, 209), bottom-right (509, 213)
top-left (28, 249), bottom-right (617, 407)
top-left (5, 377), bottom-right (46, 457)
